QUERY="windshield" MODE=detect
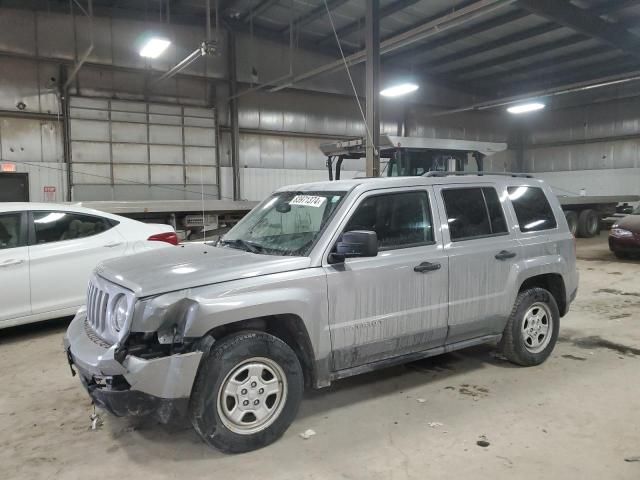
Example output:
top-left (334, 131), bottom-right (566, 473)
top-left (221, 191), bottom-right (347, 256)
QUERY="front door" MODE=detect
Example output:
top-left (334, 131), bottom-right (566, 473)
top-left (324, 187), bottom-right (449, 371)
top-left (28, 210), bottom-right (127, 314)
top-left (0, 212), bottom-right (30, 322)
top-left (435, 184), bottom-right (521, 343)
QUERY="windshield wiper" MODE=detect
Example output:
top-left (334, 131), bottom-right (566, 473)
top-left (220, 238), bottom-right (263, 253)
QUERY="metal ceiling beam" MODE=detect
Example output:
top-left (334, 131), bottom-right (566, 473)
top-left (280, 0), bottom-right (350, 35)
top-left (317, 0), bottom-right (422, 46)
top-left (419, 0), bottom-right (640, 71)
top-left (517, 0), bottom-right (640, 60)
top-left (422, 22), bottom-right (558, 71)
top-left (447, 34), bottom-right (587, 78)
top-left (472, 45), bottom-right (613, 86)
top-left (265, 0), bottom-right (515, 93)
top-left (499, 57), bottom-right (639, 95)
top-left (384, 8), bottom-right (527, 66)
top-left (589, 0), bottom-right (640, 17)
top-left (428, 69), bottom-right (640, 117)
top-left (240, 0), bottom-right (279, 23)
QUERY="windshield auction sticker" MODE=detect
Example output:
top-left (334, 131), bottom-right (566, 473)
top-left (290, 195), bottom-right (327, 208)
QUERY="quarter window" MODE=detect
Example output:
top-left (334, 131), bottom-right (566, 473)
top-left (344, 191), bottom-right (434, 250)
top-left (442, 187), bottom-right (508, 241)
top-left (33, 211), bottom-right (115, 245)
top-left (508, 186), bottom-right (557, 232)
top-left (0, 213), bottom-right (24, 250)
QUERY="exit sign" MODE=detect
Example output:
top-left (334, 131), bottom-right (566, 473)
top-left (1, 163), bottom-right (16, 172)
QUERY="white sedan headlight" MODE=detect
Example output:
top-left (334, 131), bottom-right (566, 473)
top-left (611, 227), bottom-right (633, 238)
top-left (113, 294), bottom-right (129, 332)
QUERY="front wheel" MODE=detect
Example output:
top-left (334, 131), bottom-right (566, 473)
top-left (500, 288), bottom-right (560, 366)
top-left (189, 331), bottom-right (304, 453)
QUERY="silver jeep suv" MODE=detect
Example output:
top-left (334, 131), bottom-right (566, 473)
top-left (65, 174), bottom-right (578, 453)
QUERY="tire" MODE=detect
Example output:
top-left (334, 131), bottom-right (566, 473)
top-left (564, 210), bottom-right (578, 236)
top-left (614, 251), bottom-right (629, 259)
top-left (500, 288), bottom-right (560, 366)
top-left (577, 209), bottom-right (599, 238)
top-left (189, 331), bottom-right (304, 453)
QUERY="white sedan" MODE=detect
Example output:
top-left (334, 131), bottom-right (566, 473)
top-left (0, 203), bottom-right (177, 329)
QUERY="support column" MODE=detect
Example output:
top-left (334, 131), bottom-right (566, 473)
top-left (227, 29), bottom-right (241, 200)
top-left (58, 65), bottom-right (73, 201)
top-left (365, 0), bottom-right (380, 177)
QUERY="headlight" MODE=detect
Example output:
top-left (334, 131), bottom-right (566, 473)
top-left (611, 227), bottom-right (633, 238)
top-left (113, 295), bottom-right (129, 332)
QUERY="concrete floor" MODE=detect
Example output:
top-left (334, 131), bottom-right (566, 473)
top-left (1, 232), bottom-right (639, 479)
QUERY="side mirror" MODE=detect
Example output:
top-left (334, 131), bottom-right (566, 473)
top-left (329, 230), bottom-right (378, 264)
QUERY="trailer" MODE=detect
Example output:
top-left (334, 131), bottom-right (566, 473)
top-left (320, 135), bottom-right (640, 238)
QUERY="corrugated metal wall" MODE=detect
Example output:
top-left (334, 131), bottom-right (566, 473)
top-left (522, 97), bottom-right (640, 195)
top-left (0, 6), bottom-right (519, 203)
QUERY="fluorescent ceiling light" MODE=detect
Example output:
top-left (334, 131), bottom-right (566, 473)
top-left (507, 102), bottom-right (545, 114)
top-left (139, 38), bottom-right (171, 58)
top-left (380, 83), bottom-right (419, 97)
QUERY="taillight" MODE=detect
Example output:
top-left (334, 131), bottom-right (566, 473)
top-left (147, 231), bottom-right (178, 245)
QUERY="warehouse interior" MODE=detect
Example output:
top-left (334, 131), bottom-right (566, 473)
top-left (1, 0), bottom-right (639, 478)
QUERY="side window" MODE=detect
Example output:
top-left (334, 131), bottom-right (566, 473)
top-left (33, 211), bottom-right (114, 245)
top-left (508, 186), bottom-right (557, 232)
top-left (442, 187), bottom-right (508, 241)
top-left (0, 213), bottom-right (25, 250)
top-left (344, 191), bottom-right (434, 250)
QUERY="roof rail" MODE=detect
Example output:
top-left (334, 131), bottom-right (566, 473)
top-left (423, 171), bottom-right (534, 178)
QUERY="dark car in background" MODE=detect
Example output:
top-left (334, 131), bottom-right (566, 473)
top-left (609, 204), bottom-right (640, 258)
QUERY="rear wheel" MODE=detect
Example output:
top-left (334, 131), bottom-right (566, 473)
top-left (577, 209), bottom-right (599, 238)
top-left (564, 210), bottom-right (578, 236)
top-left (500, 288), bottom-right (560, 366)
top-left (190, 331), bottom-right (304, 453)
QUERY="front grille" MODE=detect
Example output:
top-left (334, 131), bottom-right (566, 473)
top-left (85, 274), bottom-right (131, 345)
top-left (84, 317), bottom-right (112, 348)
top-left (87, 279), bottom-right (110, 339)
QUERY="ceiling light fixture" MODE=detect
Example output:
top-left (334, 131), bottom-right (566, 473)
top-left (380, 82), bottom-right (419, 97)
top-left (507, 102), bottom-right (545, 114)
top-left (139, 38), bottom-right (171, 58)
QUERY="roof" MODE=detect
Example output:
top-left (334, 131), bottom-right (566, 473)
top-left (0, 202), bottom-right (124, 220)
top-left (277, 173), bottom-right (545, 193)
top-left (11, 1), bottom-right (640, 107)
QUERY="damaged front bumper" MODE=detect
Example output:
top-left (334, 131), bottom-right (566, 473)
top-left (64, 310), bottom-right (203, 423)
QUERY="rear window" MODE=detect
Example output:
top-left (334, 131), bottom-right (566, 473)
top-left (508, 186), bottom-right (557, 232)
top-left (32, 211), bottom-right (115, 245)
top-left (442, 187), bottom-right (508, 241)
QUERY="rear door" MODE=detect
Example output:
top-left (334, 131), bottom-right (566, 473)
top-left (434, 183), bottom-right (521, 343)
top-left (0, 211), bottom-right (30, 321)
top-left (28, 210), bottom-right (127, 314)
top-left (325, 187), bottom-right (449, 371)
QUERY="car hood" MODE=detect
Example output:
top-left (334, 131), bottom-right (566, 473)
top-left (616, 214), bottom-right (640, 233)
top-left (96, 243), bottom-right (311, 297)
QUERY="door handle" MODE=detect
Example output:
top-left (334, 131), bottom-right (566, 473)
top-left (495, 250), bottom-right (517, 261)
top-left (103, 242), bottom-right (123, 248)
top-left (0, 259), bottom-right (25, 268)
top-left (414, 261), bottom-right (441, 273)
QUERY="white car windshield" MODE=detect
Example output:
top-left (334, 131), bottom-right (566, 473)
top-left (220, 191), bottom-right (347, 256)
